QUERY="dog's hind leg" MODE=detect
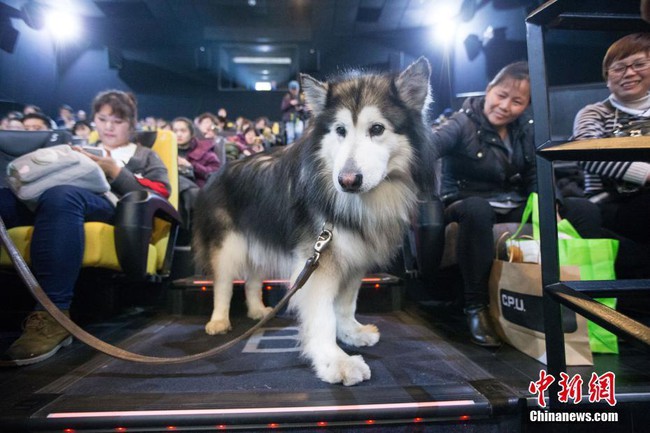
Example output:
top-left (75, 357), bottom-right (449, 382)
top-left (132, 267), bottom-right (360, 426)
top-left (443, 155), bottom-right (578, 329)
top-left (244, 272), bottom-right (273, 320)
top-left (205, 233), bottom-right (246, 335)
top-left (290, 269), bottom-right (371, 386)
top-left (335, 272), bottom-right (380, 347)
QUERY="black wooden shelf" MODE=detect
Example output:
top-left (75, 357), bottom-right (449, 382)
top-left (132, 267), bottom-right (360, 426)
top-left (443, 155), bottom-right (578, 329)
top-left (527, 0), bottom-right (649, 31)
top-left (539, 136), bottom-right (650, 161)
top-left (526, 0), bottom-right (650, 409)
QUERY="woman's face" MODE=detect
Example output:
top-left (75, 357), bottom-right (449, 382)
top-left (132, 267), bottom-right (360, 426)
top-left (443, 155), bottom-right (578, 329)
top-left (606, 52), bottom-right (650, 103)
top-left (173, 121), bottom-right (192, 146)
top-left (244, 130), bottom-right (257, 145)
top-left (483, 78), bottom-right (530, 129)
top-left (94, 105), bottom-right (131, 148)
top-left (198, 117), bottom-right (216, 138)
top-left (74, 124), bottom-right (91, 139)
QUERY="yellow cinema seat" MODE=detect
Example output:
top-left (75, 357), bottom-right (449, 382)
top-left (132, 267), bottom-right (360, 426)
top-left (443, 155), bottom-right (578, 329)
top-left (0, 130), bottom-right (180, 281)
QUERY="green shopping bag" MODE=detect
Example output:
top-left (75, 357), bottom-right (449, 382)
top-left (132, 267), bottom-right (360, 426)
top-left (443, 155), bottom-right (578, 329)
top-left (513, 193), bottom-right (619, 354)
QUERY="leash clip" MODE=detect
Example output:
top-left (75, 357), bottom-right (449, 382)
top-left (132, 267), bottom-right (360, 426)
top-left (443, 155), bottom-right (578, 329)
top-left (312, 228), bottom-right (332, 264)
top-left (294, 227), bottom-right (333, 289)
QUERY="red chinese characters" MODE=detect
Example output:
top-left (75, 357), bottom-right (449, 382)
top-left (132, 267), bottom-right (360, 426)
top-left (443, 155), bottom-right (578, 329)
top-left (529, 371), bottom-right (616, 408)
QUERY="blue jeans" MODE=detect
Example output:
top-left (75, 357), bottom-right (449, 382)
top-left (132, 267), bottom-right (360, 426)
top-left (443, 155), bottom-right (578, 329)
top-left (0, 186), bottom-right (115, 310)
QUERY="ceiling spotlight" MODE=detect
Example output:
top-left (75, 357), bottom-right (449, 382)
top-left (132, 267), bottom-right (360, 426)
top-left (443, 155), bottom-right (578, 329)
top-left (45, 9), bottom-right (81, 41)
top-left (463, 34), bottom-right (483, 60)
top-left (248, 0), bottom-right (257, 6)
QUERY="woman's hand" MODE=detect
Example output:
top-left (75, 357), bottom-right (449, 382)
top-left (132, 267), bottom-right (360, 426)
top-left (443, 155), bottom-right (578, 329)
top-left (72, 146), bottom-right (121, 180)
top-left (178, 156), bottom-right (192, 168)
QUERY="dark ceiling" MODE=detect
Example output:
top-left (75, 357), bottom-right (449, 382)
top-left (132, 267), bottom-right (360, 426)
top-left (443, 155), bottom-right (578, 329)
top-left (1, 0), bottom-right (538, 89)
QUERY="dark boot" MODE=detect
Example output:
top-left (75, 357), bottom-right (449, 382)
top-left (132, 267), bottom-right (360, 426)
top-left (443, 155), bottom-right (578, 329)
top-left (464, 305), bottom-right (501, 347)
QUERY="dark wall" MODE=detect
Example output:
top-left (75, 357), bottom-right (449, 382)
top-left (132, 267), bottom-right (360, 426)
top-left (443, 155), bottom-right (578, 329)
top-left (0, 19), bottom-right (304, 122)
top-left (0, 17), bottom-right (450, 123)
top-left (448, 3), bottom-right (633, 98)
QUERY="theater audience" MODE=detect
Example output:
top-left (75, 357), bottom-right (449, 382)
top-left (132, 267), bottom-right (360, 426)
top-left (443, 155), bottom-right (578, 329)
top-left (72, 120), bottom-right (93, 141)
top-left (230, 124), bottom-right (264, 157)
top-left (22, 112), bottom-right (52, 131)
top-left (172, 117), bottom-right (220, 230)
top-left (56, 104), bottom-right (76, 129)
top-left (217, 107), bottom-right (234, 131)
top-left (431, 61), bottom-right (602, 348)
top-left (22, 104), bottom-right (42, 115)
top-left (254, 116), bottom-right (278, 149)
top-left (0, 90), bottom-right (171, 365)
top-left (196, 112), bottom-right (220, 139)
top-left (1, 112), bottom-right (25, 130)
top-left (281, 80), bottom-right (305, 144)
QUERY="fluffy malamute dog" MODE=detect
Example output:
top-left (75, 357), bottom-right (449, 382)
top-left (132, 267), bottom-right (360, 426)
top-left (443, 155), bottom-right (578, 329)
top-left (193, 57), bottom-right (434, 386)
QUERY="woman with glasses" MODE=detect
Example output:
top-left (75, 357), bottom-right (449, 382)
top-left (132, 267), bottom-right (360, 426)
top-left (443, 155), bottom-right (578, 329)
top-left (572, 32), bottom-right (650, 277)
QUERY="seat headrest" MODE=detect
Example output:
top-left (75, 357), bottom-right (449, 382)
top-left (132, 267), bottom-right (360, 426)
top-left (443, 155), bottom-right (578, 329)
top-left (0, 130), bottom-right (67, 158)
top-left (136, 131), bottom-right (158, 148)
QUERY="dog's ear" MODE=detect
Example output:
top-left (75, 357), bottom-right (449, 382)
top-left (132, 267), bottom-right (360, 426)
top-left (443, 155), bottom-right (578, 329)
top-left (300, 73), bottom-right (328, 118)
top-left (395, 56), bottom-right (431, 113)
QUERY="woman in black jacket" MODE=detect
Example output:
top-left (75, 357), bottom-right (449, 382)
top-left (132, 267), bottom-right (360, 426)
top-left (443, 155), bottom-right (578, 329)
top-left (433, 62), bottom-right (600, 347)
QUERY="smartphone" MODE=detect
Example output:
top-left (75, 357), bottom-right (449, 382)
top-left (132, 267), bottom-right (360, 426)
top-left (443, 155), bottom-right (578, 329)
top-left (82, 146), bottom-right (106, 157)
top-left (71, 136), bottom-right (88, 146)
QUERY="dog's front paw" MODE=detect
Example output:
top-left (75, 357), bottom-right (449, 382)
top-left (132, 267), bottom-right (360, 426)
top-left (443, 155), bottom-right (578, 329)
top-left (316, 354), bottom-right (371, 386)
top-left (339, 324), bottom-right (380, 347)
top-left (205, 319), bottom-right (232, 335)
top-left (247, 305), bottom-right (273, 320)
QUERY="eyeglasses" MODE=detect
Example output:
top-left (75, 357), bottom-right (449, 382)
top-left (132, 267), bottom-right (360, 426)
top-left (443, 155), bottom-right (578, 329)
top-left (607, 59), bottom-right (650, 78)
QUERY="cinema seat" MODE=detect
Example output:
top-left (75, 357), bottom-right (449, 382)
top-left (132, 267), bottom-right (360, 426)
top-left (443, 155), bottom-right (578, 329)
top-left (0, 130), bottom-right (181, 281)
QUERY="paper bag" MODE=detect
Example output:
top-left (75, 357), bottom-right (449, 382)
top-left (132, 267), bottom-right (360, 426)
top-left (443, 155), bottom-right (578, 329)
top-left (489, 259), bottom-right (593, 366)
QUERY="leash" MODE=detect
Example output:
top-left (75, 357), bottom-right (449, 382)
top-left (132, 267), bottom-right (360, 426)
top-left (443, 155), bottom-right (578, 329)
top-left (0, 216), bottom-right (332, 365)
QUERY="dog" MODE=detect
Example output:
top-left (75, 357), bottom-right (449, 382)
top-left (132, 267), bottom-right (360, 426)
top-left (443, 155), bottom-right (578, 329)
top-left (193, 57), bottom-right (434, 386)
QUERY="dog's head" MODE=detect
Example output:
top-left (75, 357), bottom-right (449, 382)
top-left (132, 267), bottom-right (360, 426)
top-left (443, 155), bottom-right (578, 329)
top-left (301, 57), bottom-right (433, 195)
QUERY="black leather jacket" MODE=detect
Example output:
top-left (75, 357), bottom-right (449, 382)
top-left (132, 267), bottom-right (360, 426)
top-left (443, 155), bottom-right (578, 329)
top-left (432, 96), bottom-right (537, 206)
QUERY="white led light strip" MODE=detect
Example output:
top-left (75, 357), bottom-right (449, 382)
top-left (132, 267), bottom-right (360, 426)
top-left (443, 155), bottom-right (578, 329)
top-left (48, 400), bottom-right (476, 419)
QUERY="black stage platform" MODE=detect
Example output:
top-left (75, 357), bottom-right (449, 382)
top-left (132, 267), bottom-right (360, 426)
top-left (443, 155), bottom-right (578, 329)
top-left (0, 281), bottom-right (649, 432)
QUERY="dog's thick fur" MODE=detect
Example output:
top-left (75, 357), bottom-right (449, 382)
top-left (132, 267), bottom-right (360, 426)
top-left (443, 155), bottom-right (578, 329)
top-left (193, 57), bottom-right (434, 386)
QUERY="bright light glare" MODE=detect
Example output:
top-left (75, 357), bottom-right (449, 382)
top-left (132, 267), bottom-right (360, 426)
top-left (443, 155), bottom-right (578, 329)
top-left (426, 0), bottom-right (458, 47)
top-left (434, 19), bottom-right (457, 46)
top-left (255, 81), bottom-right (272, 91)
top-left (429, 0), bottom-right (458, 23)
top-left (45, 10), bottom-right (81, 41)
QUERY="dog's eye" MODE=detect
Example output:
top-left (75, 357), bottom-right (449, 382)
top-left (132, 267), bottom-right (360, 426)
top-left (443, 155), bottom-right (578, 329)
top-left (369, 124), bottom-right (385, 137)
top-left (335, 126), bottom-right (347, 137)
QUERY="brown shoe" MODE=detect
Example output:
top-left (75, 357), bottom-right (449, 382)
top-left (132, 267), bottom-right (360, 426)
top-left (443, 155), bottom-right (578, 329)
top-left (5, 311), bottom-right (72, 366)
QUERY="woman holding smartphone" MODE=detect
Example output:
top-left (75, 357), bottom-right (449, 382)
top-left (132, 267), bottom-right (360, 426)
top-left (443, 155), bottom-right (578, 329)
top-left (0, 90), bottom-right (171, 366)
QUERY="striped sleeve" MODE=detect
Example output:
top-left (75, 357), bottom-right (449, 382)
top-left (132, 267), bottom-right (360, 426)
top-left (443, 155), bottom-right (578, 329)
top-left (572, 102), bottom-right (615, 141)
top-left (572, 101), bottom-right (648, 193)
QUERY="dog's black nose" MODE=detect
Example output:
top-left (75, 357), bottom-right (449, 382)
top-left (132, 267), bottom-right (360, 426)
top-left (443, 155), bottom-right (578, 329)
top-left (338, 173), bottom-right (363, 192)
